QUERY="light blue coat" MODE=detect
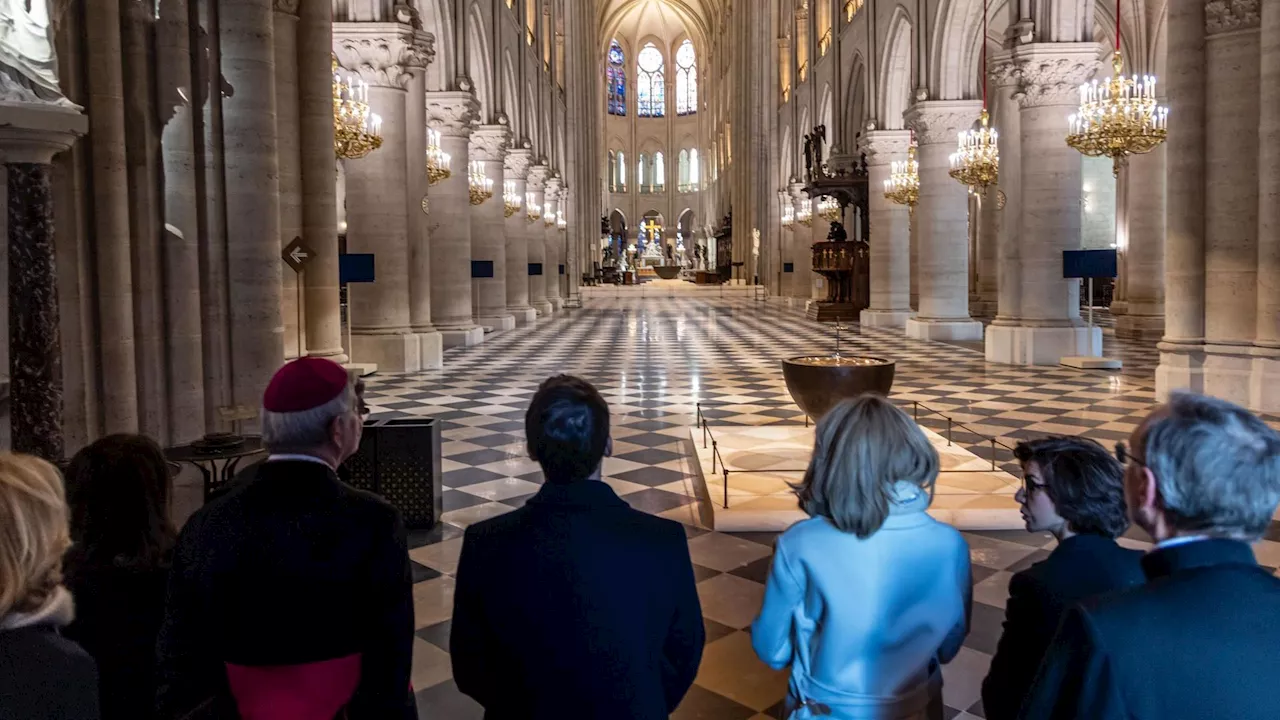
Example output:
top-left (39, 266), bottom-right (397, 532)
top-left (751, 489), bottom-right (972, 720)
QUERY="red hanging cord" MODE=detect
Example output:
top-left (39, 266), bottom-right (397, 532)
top-left (981, 0), bottom-right (989, 109)
top-left (1116, 0), bottom-right (1122, 51)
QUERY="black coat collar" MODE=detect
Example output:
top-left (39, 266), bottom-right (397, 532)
top-left (526, 479), bottom-right (629, 509)
top-left (1141, 538), bottom-right (1257, 581)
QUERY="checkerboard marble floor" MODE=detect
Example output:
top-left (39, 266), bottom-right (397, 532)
top-left (362, 296), bottom-right (1280, 719)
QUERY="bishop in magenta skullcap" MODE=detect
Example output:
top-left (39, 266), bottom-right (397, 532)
top-left (262, 357), bottom-right (351, 413)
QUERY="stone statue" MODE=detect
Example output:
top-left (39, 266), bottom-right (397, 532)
top-left (827, 221), bottom-right (847, 243)
top-left (0, 0), bottom-right (75, 106)
top-left (813, 125), bottom-right (827, 176)
top-left (802, 133), bottom-right (813, 179)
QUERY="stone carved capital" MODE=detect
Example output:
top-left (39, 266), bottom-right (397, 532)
top-left (424, 90), bottom-right (479, 136)
top-left (858, 130), bottom-right (913, 167)
top-left (334, 24), bottom-right (427, 89)
top-left (545, 176), bottom-right (563, 200)
top-left (904, 100), bottom-right (984, 146)
top-left (403, 30), bottom-right (435, 69)
top-left (504, 148), bottom-right (534, 179)
top-left (273, 0), bottom-right (299, 15)
top-left (470, 125), bottom-right (510, 162)
top-left (1206, 0), bottom-right (1260, 34)
top-left (1009, 45), bottom-right (1098, 108)
top-left (527, 164), bottom-right (551, 191)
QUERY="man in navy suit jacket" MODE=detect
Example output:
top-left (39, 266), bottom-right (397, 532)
top-left (450, 375), bottom-right (704, 719)
top-left (982, 437), bottom-right (1145, 720)
top-left (1020, 392), bottom-right (1280, 720)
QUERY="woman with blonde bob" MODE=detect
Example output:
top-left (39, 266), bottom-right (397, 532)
top-left (0, 452), bottom-right (100, 718)
top-left (752, 395), bottom-right (972, 720)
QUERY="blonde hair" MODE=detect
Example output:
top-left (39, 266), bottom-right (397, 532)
top-left (0, 453), bottom-right (70, 618)
top-left (793, 395), bottom-right (940, 538)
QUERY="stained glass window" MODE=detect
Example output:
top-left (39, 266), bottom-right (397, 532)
top-left (676, 40), bottom-right (697, 116)
top-left (637, 43), bottom-right (665, 117)
top-left (607, 40), bottom-right (626, 116)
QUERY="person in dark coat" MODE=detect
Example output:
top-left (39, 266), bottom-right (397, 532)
top-left (155, 357), bottom-right (416, 720)
top-left (450, 375), bottom-right (705, 719)
top-left (981, 436), bottom-right (1144, 720)
top-left (1020, 392), bottom-right (1280, 720)
top-left (63, 434), bottom-right (177, 720)
top-left (0, 452), bottom-right (100, 720)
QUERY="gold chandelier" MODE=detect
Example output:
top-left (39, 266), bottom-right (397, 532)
top-left (884, 140), bottom-right (919, 208)
top-left (948, 0), bottom-right (998, 193)
top-left (426, 128), bottom-right (452, 185)
top-left (332, 56), bottom-right (383, 160)
top-left (468, 160), bottom-right (493, 205)
top-left (556, 210), bottom-right (567, 232)
top-left (503, 180), bottom-right (522, 217)
top-left (526, 193), bottom-right (541, 223)
top-left (818, 196), bottom-right (841, 222)
top-left (797, 203), bottom-right (813, 228)
top-left (1066, 1), bottom-right (1168, 175)
top-left (780, 192), bottom-right (795, 229)
top-left (543, 205), bottom-right (556, 227)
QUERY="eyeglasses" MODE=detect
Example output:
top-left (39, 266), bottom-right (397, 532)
top-left (1115, 441), bottom-right (1146, 468)
top-left (1020, 475), bottom-right (1047, 496)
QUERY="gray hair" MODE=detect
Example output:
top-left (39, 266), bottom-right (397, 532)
top-left (793, 394), bottom-right (939, 538)
top-left (1144, 392), bottom-right (1280, 541)
top-left (260, 382), bottom-right (356, 454)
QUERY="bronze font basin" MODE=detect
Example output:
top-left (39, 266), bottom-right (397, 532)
top-left (653, 265), bottom-right (681, 280)
top-left (782, 355), bottom-right (896, 420)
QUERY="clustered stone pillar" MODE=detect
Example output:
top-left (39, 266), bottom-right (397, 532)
top-left (542, 175), bottom-right (563, 308)
top-left (859, 130), bottom-right (913, 328)
top-left (426, 91), bottom-right (484, 347)
top-left (985, 45), bottom-right (1099, 364)
top-left (335, 28), bottom-right (426, 371)
top-left (222, 0), bottom-right (285, 413)
top-left (988, 58), bottom-right (1022, 339)
top-left (904, 101), bottom-right (984, 342)
top-left (527, 164), bottom-right (552, 316)
top-left (1115, 145), bottom-right (1167, 340)
top-left (404, 30), bottom-right (442, 368)
top-left (274, 2), bottom-right (303, 359)
top-left (298, 0), bottom-right (346, 363)
top-left (544, 177), bottom-right (564, 311)
top-left (1256, 0), bottom-right (1280, 407)
top-left (504, 148), bottom-right (537, 325)
top-left (788, 183), bottom-right (809, 301)
top-left (471, 124), bottom-right (515, 331)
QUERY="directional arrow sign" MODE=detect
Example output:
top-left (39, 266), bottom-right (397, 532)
top-left (282, 236), bottom-right (317, 274)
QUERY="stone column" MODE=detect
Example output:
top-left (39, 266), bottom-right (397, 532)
top-left (1115, 145), bottom-right (1166, 340)
top-left (859, 130), bottom-right (913, 327)
top-left (403, 33), bottom-right (442, 367)
top-left (809, 195), bottom-right (824, 300)
top-left (544, 177), bottom-right (564, 310)
top-left (985, 45), bottom-right (1100, 364)
top-left (223, 0), bottom-right (284, 412)
top-left (1, 107), bottom-right (87, 460)
top-left (504, 148), bottom-right (536, 324)
top-left (527, 164), bottom-right (551, 315)
top-left (1156, 0), bottom-right (1209, 398)
top-left (426, 91), bottom-right (484, 347)
top-left (84, 0), bottom-right (138, 434)
top-left (297, 0), bottom-right (346, 362)
top-left (904, 100), bottom-right (985, 341)
top-left (335, 27), bottom-right (427, 371)
top-left (974, 181), bottom-right (999, 316)
top-left (1255, 0), bottom-right (1280, 409)
top-left (470, 124), bottom-right (515, 331)
top-left (273, 2), bottom-right (302, 359)
top-left (543, 177), bottom-right (563, 311)
top-left (788, 182), bottom-right (808, 299)
top-left (988, 60), bottom-right (1023, 335)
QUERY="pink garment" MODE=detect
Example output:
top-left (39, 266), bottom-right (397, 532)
top-left (225, 653), bottom-right (362, 720)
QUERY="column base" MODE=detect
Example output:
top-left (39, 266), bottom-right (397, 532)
top-left (440, 326), bottom-right (485, 348)
top-left (1114, 314), bottom-right (1166, 341)
top-left (1155, 343), bottom-right (1207, 402)
top-left (349, 332), bottom-right (426, 372)
top-left (969, 299), bottom-right (998, 318)
top-left (905, 318), bottom-right (985, 342)
top-left (1201, 345), bottom-right (1254, 408)
top-left (985, 324), bottom-right (1102, 365)
top-left (1250, 350), bottom-right (1280, 413)
top-left (548, 297), bottom-right (563, 311)
top-left (477, 313), bottom-right (516, 332)
top-left (532, 300), bottom-right (553, 316)
top-left (305, 347), bottom-right (350, 364)
top-left (860, 309), bottom-right (912, 329)
top-left (419, 331), bottom-right (442, 369)
top-left (508, 306), bottom-right (538, 326)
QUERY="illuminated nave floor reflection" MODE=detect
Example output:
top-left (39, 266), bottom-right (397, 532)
top-left (362, 296), bottom-right (1280, 719)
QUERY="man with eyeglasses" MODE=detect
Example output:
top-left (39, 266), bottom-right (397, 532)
top-left (981, 436), bottom-right (1144, 720)
top-left (1020, 392), bottom-right (1280, 720)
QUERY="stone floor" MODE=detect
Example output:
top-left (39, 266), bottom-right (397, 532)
top-left (361, 295), bottom-right (1280, 719)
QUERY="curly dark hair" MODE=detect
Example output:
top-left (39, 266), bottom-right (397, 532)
top-left (526, 375), bottom-right (610, 484)
top-left (1014, 436), bottom-right (1129, 538)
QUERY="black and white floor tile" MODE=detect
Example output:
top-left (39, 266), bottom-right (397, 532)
top-left (361, 296), bottom-right (1280, 719)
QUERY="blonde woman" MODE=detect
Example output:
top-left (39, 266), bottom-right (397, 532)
top-left (752, 395), bottom-right (971, 720)
top-left (0, 452), bottom-right (100, 718)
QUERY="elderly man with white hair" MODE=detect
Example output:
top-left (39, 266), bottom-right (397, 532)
top-left (1020, 391), bottom-right (1280, 720)
top-left (156, 357), bottom-right (416, 720)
